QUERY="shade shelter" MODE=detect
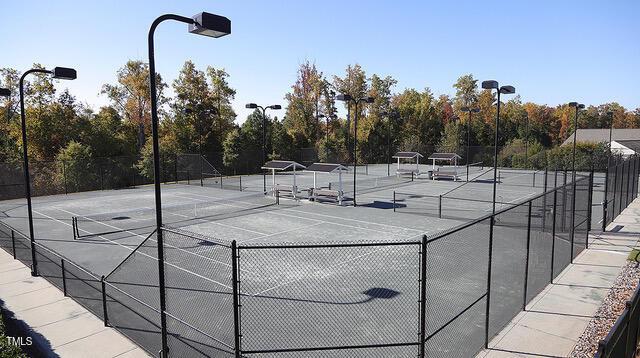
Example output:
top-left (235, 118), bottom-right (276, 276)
top-left (261, 160), bottom-right (306, 198)
top-left (392, 152), bottom-right (424, 176)
top-left (428, 153), bottom-right (462, 180)
top-left (304, 163), bottom-right (350, 205)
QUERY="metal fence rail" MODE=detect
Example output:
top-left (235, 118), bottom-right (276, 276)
top-left (595, 281), bottom-right (640, 358)
top-left (0, 157), bottom-right (638, 357)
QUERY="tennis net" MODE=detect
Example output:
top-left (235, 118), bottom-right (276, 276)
top-left (72, 192), bottom-right (280, 239)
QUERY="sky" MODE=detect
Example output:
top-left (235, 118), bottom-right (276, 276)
top-left (1, 0), bottom-right (639, 123)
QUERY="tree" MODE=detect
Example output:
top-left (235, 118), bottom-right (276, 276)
top-left (270, 119), bottom-right (295, 160)
top-left (56, 141), bottom-right (97, 192)
top-left (452, 74), bottom-right (479, 110)
top-left (284, 61), bottom-right (326, 147)
top-left (101, 60), bottom-right (167, 151)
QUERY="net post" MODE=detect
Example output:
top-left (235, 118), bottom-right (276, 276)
top-left (418, 235), bottom-right (427, 358)
top-left (523, 200), bottom-right (532, 310)
top-left (99, 164), bottom-right (104, 190)
top-left (275, 189), bottom-right (280, 205)
top-left (393, 191), bottom-right (396, 212)
top-left (200, 155), bottom-right (204, 187)
top-left (61, 259), bottom-right (67, 296)
top-left (174, 154), bottom-right (178, 184)
top-left (101, 275), bottom-right (108, 326)
top-left (239, 176), bottom-right (242, 191)
top-left (221, 175), bottom-right (224, 189)
top-left (532, 171), bottom-right (536, 187)
top-left (231, 240), bottom-right (242, 358)
top-left (11, 231), bottom-right (16, 259)
top-left (550, 188), bottom-right (558, 283)
top-left (187, 171), bottom-right (190, 185)
top-left (485, 215), bottom-right (495, 349)
top-left (438, 195), bottom-right (442, 219)
top-left (412, 171), bottom-right (414, 182)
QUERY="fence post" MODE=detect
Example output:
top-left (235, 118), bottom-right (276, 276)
top-left (626, 159), bottom-right (633, 207)
top-left (438, 195), bottom-right (442, 219)
top-left (532, 171), bottom-right (536, 187)
top-left (11, 231), bottom-right (16, 259)
top-left (101, 275), bottom-right (108, 327)
top-left (485, 216), bottom-right (495, 348)
top-left (611, 163), bottom-right (618, 225)
top-left (99, 164), bottom-right (104, 190)
top-left (61, 259), bottom-right (67, 296)
top-left (570, 177), bottom-right (576, 263)
top-left (419, 235), bottom-right (427, 358)
top-left (587, 170), bottom-right (594, 241)
top-left (550, 188), bottom-right (558, 283)
top-left (602, 164), bottom-right (609, 232)
top-left (231, 240), bottom-right (242, 358)
top-left (523, 200), bottom-right (532, 310)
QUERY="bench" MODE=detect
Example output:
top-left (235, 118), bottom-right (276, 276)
top-left (310, 188), bottom-right (345, 205)
top-left (273, 184), bottom-right (299, 199)
top-left (432, 170), bottom-right (459, 181)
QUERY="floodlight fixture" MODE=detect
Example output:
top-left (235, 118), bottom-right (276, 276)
top-left (246, 103), bottom-right (258, 109)
top-left (0, 88), bottom-right (10, 97)
top-left (336, 94), bottom-right (353, 102)
top-left (52, 67), bottom-right (77, 80)
top-left (481, 80), bottom-right (499, 89)
top-left (269, 104), bottom-right (282, 110)
top-left (188, 12), bottom-right (231, 38)
top-left (499, 85), bottom-right (515, 94)
top-left (363, 96), bottom-right (375, 103)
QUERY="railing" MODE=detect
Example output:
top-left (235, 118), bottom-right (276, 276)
top-left (595, 281), bottom-right (640, 358)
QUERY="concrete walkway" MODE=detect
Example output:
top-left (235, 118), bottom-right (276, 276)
top-left (0, 248), bottom-right (150, 358)
top-left (477, 198), bottom-right (640, 357)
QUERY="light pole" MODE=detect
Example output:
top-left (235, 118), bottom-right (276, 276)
top-left (381, 111), bottom-right (394, 176)
top-left (481, 80), bottom-right (516, 214)
top-left (336, 94), bottom-right (374, 206)
top-left (606, 111), bottom-right (614, 168)
top-left (524, 111), bottom-right (529, 168)
top-left (461, 106), bottom-right (479, 181)
top-left (19, 67), bottom-right (76, 276)
top-left (245, 103), bottom-right (281, 193)
top-left (317, 113), bottom-right (337, 161)
top-left (569, 102), bottom-right (585, 182)
top-left (148, 12), bottom-right (230, 357)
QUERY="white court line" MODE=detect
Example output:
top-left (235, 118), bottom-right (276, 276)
top-left (40, 208), bottom-right (237, 288)
top-left (54, 206), bottom-right (259, 276)
top-left (174, 191), bottom-right (423, 236)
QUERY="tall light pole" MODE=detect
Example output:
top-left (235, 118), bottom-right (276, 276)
top-left (381, 110), bottom-right (395, 176)
top-left (569, 102), bottom-right (585, 182)
top-left (524, 111), bottom-right (529, 168)
top-left (19, 67), bottom-right (76, 276)
top-left (336, 94), bottom-right (374, 206)
top-left (481, 80), bottom-right (516, 214)
top-left (461, 106), bottom-right (480, 181)
top-left (148, 12), bottom-right (230, 357)
top-left (317, 113), bottom-right (337, 161)
top-left (606, 111), bottom-right (614, 169)
top-left (245, 103), bottom-right (281, 193)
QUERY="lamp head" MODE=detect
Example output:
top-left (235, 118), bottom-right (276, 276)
top-left (269, 105), bottom-right (282, 110)
top-left (189, 12), bottom-right (231, 38)
top-left (0, 88), bottom-right (10, 97)
top-left (471, 108), bottom-right (480, 113)
top-left (481, 80), bottom-right (499, 90)
top-left (52, 67), bottom-right (77, 80)
top-left (569, 102), bottom-right (578, 107)
top-left (245, 103), bottom-right (258, 109)
top-left (499, 85), bottom-right (515, 94)
top-left (363, 96), bottom-right (375, 103)
top-left (336, 94), bottom-right (353, 102)
top-left (578, 104), bottom-right (585, 109)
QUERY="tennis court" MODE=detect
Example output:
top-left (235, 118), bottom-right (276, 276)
top-left (0, 163), bottom-right (617, 357)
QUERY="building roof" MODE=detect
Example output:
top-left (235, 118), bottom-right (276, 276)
top-left (616, 140), bottom-right (640, 154)
top-left (392, 151), bottom-right (424, 159)
top-left (428, 153), bottom-right (462, 161)
top-left (561, 129), bottom-right (640, 146)
top-left (261, 160), bottom-right (306, 171)
top-left (305, 163), bottom-right (349, 173)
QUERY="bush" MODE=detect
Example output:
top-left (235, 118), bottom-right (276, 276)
top-left (0, 313), bottom-right (28, 358)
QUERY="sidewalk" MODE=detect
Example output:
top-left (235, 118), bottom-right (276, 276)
top-left (0, 248), bottom-right (150, 358)
top-left (477, 198), bottom-right (640, 357)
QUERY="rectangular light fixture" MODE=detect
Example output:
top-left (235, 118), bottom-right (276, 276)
top-left (0, 88), bottom-right (10, 97)
top-left (52, 67), bottom-right (77, 80)
top-left (189, 12), bottom-right (231, 38)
